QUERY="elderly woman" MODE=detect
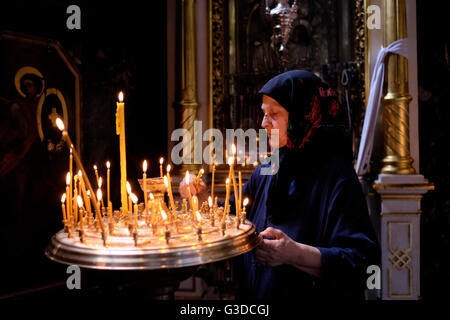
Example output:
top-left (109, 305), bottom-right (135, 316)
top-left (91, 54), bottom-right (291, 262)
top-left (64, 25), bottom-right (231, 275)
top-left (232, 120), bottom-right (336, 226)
top-left (181, 70), bottom-right (380, 300)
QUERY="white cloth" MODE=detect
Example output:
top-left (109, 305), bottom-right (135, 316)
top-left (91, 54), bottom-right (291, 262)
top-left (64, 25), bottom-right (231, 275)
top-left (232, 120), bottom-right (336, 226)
top-left (356, 38), bottom-right (409, 176)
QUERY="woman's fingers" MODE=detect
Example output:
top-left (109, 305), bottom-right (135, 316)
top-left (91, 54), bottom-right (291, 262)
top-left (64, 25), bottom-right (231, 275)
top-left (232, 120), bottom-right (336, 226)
top-left (260, 227), bottom-right (284, 240)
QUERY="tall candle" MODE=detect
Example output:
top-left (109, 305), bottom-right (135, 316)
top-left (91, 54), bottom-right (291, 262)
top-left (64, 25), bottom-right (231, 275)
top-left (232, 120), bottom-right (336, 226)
top-left (185, 171), bottom-right (193, 211)
top-left (116, 92), bottom-right (128, 216)
top-left (238, 170), bottom-right (242, 219)
top-left (143, 160), bottom-right (148, 218)
top-left (192, 195), bottom-right (198, 217)
top-left (211, 162), bottom-right (216, 201)
top-left (98, 176), bottom-right (104, 208)
top-left (97, 189), bottom-right (103, 217)
top-left (78, 170), bottom-right (92, 218)
top-left (242, 197), bottom-right (249, 223)
top-left (61, 193), bottom-right (67, 222)
top-left (93, 165), bottom-right (99, 186)
top-left (66, 172), bottom-right (72, 225)
top-left (224, 178), bottom-right (230, 222)
top-left (127, 181), bottom-right (132, 224)
top-left (228, 156), bottom-right (239, 217)
top-left (130, 193), bottom-right (138, 228)
top-left (194, 168), bottom-right (204, 190)
top-left (106, 161), bottom-right (111, 209)
top-left (77, 195), bottom-right (84, 228)
top-left (159, 157), bottom-right (164, 177)
top-left (73, 176), bottom-right (79, 223)
top-left (69, 149), bottom-right (73, 222)
top-left (165, 165), bottom-right (176, 221)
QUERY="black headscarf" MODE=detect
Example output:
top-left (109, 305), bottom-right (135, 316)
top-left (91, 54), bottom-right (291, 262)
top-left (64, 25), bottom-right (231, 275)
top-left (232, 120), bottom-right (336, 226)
top-left (259, 70), bottom-right (352, 224)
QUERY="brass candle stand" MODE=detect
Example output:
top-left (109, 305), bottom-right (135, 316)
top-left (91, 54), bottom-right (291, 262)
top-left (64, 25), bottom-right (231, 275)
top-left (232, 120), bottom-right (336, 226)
top-left (46, 177), bottom-right (260, 270)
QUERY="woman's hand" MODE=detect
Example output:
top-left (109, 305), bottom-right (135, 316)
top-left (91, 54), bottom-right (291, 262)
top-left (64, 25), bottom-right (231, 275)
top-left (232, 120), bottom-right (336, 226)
top-left (254, 227), bottom-right (322, 277)
top-left (254, 227), bottom-right (298, 267)
top-left (178, 173), bottom-right (208, 201)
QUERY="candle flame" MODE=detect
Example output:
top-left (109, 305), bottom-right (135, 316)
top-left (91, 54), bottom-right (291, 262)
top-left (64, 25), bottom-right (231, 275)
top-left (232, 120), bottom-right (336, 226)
top-left (166, 164), bottom-right (171, 173)
top-left (226, 178), bottom-right (230, 185)
top-left (66, 172), bottom-right (71, 185)
top-left (161, 209), bottom-right (167, 221)
top-left (87, 190), bottom-right (91, 197)
top-left (93, 165), bottom-right (97, 171)
top-left (55, 117), bottom-right (65, 131)
top-left (163, 176), bottom-right (168, 188)
top-left (149, 193), bottom-right (154, 200)
top-left (200, 168), bottom-right (204, 174)
top-left (208, 196), bottom-right (212, 208)
top-left (196, 211), bottom-right (201, 223)
top-left (228, 157), bottom-right (234, 165)
top-left (118, 91), bottom-right (124, 102)
top-left (61, 193), bottom-right (66, 203)
top-left (97, 189), bottom-right (102, 202)
top-left (185, 171), bottom-right (190, 184)
top-left (98, 177), bottom-right (103, 188)
top-left (253, 161), bottom-right (259, 167)
top-left (78, 170), bottom-right (82, 177)
top-left (159, 157), bottom-right (164, 165)
top-left (243, 197), bottom-right (249, 207)
top-left (130, 193), bottom-right (138, 204)
top-left (106, 161), bottom-right (110, 169)
top-left (143, 160), bottom-right (147, 172)
top-left (126, 181), bottom-right (131, 194)
top-left (77, 195), bottom-right (83, 208)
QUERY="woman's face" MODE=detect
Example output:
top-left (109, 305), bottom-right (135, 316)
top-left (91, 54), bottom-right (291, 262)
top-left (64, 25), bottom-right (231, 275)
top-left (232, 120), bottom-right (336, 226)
top-left (261, 95), bottom-right (289, 148)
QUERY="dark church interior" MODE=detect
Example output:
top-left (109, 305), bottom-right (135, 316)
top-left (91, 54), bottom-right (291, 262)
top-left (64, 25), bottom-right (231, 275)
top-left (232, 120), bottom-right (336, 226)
top-left (0, 0), bottom-right (448, 311)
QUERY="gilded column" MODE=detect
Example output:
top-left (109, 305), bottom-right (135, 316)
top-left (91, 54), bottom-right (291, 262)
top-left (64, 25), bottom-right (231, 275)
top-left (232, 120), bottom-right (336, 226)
top-left (176, 0), bottom-right (200, 173)
top-left (381, 0), bottom-right (415, 174)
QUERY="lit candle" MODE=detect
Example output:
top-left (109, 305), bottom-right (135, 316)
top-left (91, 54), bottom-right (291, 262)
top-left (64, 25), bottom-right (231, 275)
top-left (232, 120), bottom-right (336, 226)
top-left (211, 161), bottom-right (216, 201)
top-left (143, 160), bottom-right (148, 219)
top-left (93, 165), bottom-right (99, 186)
top-left (97, 189), bottom-right (103, 217)
top-left (224, 178), bottom-right (230, 222)
top-left (55, 117), bottom-right (107, 233)
top-left (73, 175), bottom-right (79, 223)
top-left (159, 157), bottom-right (164, 177)
top-left (116, 92), bottom-right (128, 216)
top-left (106, 161), bottom-right (111, 209)
top-left (238, 170), bottom-right (242, 219)
top-left (77, 195), bottom-right (84, 228)
top-left (165, 165), bottom-right (176, 221)
top-left (185, 171), bottom-right (193, 211)
top-left (65, 172), bottom-right (72, 225)
top-left (77, 195), bottom-right (85, 243)
top-left (192, 195), bottom-right (198, 217)
top-left (127, 181), bottom-right (132, 225)
top-left (130, 193), bottom-right (138, 228)
top-left (208, 196), bottom-right (214, 226)
top-left (194, 168), bottom-right (204, 190)
top-left (241, 197), bottom-right (249, 224)
top-left (98, 176), bottom-right (104, 208)
top-left (69, 148), bottom-right (73, 221)
top-left (228, 155), bottom-right (239, 218)
top-left (78, 170), bottom-right (92, 218)
top-left (61, 193), bottom-right (67, 223)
